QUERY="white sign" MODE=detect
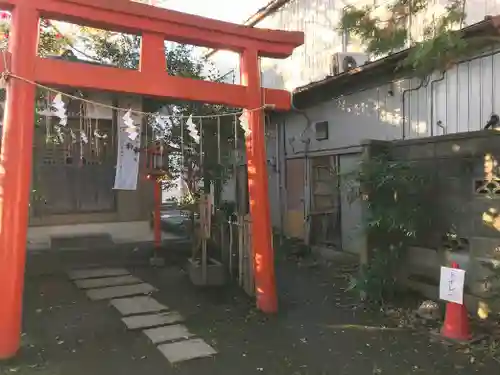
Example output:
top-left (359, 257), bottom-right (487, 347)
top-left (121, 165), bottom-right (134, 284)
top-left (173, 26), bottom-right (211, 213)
top-left (439, 266), bottom-right (466, 305)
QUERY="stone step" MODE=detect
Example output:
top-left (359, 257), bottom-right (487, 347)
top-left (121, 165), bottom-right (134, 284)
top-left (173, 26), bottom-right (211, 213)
top-left (110, 296), bottom-right (169, 316)
top-left (143, 324), bottom-right (193, 344)
top-left (51, 233), bottom-right (114, 250)
top-left (68, 267), bottom-right (130, 280)
top-left (157, 338), bottom-right (217, 364)
top-left (86, 283), bottom-right (156, 301)
top-left (122, 312), bottom-right (184, 330)
top-left (75, 275), bottom-right (142, 289)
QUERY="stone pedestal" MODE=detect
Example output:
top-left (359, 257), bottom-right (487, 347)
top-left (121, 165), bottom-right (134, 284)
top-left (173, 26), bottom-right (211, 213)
top-left (187, 258), bottom-right (226, 286)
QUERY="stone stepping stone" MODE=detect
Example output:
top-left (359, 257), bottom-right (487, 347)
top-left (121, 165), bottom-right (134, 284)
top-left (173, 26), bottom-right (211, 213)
top-left (75, 275), bottom-right (142, 289)
top-left (157, 338), bottom-right (217, 364)
top-left (122, 312), bottom-right (184, 330)
top-left (68, 268), bottom-right (129, 280)
top-left (143, 324), bottom-right (193, 344)
top-left (86, 283), bottom-right (156, 301)
top-left (111, 296), bottom-right (168, 316)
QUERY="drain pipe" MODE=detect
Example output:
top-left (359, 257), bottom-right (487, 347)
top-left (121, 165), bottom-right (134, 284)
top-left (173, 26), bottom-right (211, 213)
top-left (409, 49), bottom-right (500, 138)
top-left (281, 114), bottom-right (288, 244)
top-left (275, 119), bottom-right (284, 245)
top-left (429, 71), bottom-right (446, 136)
top-left (290, 92), bottom-right (313, 246)
top-left (402, 78), bottom-right (427, 139)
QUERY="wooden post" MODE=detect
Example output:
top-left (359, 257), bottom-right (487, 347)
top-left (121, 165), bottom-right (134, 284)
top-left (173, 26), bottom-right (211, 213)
top-left (0, 4), bottom-right (39, 359)
top-left (240, 49), bottom-right (277, 313)
top-left (153, 179), bottom-right (162, 249)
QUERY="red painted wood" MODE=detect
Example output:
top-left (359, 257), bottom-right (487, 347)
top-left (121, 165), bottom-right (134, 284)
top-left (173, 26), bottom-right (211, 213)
top-left (33, 57), bottom-right (294, 110)
top-left (140, 32), bottom-right (166, 74)
top-left (240, 48), bottom-right (277, 313)
top-left (0, 3), bottom-right (39, 359)
top-left (153, 179), bottom-right (161, 249)
top-left (59, 0), bottom-right (303, 55)
top-left (0, 50), bottom-right (11, 71)
top-left (0, 0), bottom-right (303, 57)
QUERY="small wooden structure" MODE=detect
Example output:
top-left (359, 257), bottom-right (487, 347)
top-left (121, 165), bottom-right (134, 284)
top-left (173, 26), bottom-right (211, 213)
top-left (217, 214), bottom-right (255, 296)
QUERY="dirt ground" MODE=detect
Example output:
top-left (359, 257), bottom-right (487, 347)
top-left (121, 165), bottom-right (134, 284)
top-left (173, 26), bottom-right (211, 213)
top-left (1, 244), bottom-right (499, 375)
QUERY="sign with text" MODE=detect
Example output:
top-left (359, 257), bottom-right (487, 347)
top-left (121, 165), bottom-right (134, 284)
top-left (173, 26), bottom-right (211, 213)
top-left (439, 266), bottom-right (466, 305)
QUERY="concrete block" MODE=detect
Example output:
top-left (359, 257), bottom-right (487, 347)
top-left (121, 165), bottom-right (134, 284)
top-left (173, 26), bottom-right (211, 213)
top-left (157, 338), bottom-right (217, 363)
top-left (74, 275), bottom-right (142, 289)
top-left (470, 236), bottom-right (500, 259)
top-left (86, 283), bottom-right (156, 301)
top-left (68, 268), bottom-right (129, 280)
top-left (143, 324), bottom-right (193, 344)
top-left (149, 256), bottom-right (165, 267)
top-left (187, 258), bottom-right (226, 286)
top-left (111, 296), bottom-right (168, 315)
top-left (121, 312), bottom-right (184, 330)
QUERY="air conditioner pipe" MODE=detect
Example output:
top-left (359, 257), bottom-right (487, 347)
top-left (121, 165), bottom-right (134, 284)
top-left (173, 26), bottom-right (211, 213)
top-left (429, 71), bottom-right (446, 136)
top-left (290, 93), bottom-right (313, 245)
top-left (401, 78), bottom-right (427, 140)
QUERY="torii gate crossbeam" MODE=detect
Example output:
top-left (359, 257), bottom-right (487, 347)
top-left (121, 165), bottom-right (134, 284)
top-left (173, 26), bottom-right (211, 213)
top-left (0, 0), bottom-right (303, 359)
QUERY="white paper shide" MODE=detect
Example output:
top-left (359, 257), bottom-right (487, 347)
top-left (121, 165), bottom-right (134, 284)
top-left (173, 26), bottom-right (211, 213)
top-left (114, 110), bottom-right (141, 191)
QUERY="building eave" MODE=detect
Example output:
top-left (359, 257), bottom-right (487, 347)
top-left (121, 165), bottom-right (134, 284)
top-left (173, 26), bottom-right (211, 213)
top-left (292, 15), bottom-right (500, 110)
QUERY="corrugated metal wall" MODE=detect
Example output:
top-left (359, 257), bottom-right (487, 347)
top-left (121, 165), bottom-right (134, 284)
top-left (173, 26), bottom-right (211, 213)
top-left (404, 49), bottom-right (500, 138)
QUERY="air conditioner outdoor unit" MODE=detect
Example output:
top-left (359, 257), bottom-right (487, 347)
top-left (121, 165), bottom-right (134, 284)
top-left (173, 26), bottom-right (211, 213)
top-left (330, 52), bottom-right (370, 75)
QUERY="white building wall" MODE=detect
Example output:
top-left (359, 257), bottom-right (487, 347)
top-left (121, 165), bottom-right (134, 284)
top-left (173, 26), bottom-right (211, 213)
top-left (261, 48), bottom-right (500, 252)
top-left (220, 49), bottom-right (500, 251)
top-left (280, 50), bottom-right (500, 151)
top-left (258, 0), bottom-right (344, 90)
top-left (265, 121), bottom-right (283, 229)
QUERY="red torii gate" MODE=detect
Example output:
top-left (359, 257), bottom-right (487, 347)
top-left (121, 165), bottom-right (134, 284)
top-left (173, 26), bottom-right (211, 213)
top-left (0, 0), bottom-right (303, 359)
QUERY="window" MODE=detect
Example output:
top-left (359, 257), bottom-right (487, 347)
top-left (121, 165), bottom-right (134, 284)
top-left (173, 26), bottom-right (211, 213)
top-left (315, 121), bottom-right (329, 141)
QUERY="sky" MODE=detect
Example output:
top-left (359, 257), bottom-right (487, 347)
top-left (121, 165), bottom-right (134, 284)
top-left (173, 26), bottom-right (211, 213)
top-left (152, 0), bottom-right (269, 23)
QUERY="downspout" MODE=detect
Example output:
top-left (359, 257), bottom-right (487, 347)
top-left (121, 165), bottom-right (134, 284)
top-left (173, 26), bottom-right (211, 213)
top-left (402, 78), bottom-right (427, 139)
top-left (275, 119), bottom-right (284, 245)
top-left (281, 114), bottom-right (288, 242)
top-left (406, 49), bottom-right (500, 138)
top-left (290, 92), bottom-right (313, 246)
top-left (429, 71), bottom-right (446, 136)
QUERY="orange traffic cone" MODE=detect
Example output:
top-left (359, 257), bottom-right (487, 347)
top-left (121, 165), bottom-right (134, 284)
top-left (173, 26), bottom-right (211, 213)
top-left (441, 262), bottom-right (472, 341)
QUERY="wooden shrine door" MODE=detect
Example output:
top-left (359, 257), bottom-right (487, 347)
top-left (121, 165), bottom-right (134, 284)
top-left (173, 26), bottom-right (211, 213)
top-left (32, 117), bottom-right (116, 216)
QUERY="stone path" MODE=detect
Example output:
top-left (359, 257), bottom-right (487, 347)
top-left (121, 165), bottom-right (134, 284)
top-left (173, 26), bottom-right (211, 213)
top-left (75, 275), bottom-right (142, 289)
top-left (68, 267), bottom-right (217, 365)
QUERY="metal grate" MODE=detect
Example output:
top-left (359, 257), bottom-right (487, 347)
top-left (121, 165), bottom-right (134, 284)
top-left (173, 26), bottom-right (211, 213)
top-left (475, 179), bottom-right (500, 195)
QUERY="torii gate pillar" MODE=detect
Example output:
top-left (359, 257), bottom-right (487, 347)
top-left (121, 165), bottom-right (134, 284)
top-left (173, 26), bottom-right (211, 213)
top-left (0, 4), bottom-right (39, 359)
top-left (240, 49), bottom-right (277, 313)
